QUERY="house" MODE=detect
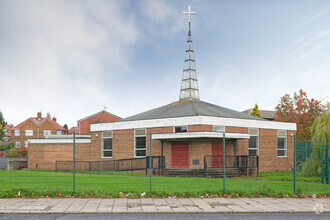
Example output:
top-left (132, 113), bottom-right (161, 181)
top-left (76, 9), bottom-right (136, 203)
top-left (27, 6), bottom-right (296, 175)
top-left (1, 123), bottom-right (13, 144)
top-left (69, 110), bottom-right (121, 135)
top-left (11, 112), bottom-right (66, 148)
top-left (242, 109), bottom-right (276, 121)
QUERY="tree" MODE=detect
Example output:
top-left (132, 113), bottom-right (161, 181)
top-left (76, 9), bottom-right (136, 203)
top-left (251, 103), bottom-right (262, 118)
top-left (0, 124), bottom-right (4, 141)
top-left (63, 124), bottom-right (68, 131)
top-left (301, 102), bottom-right (330, 176)
top-left (274, 89), bottom-right (323, 137)
top-left (0, 110), bottom-right (5, 127)
top-left (46, 112), bottom-right (51, 119)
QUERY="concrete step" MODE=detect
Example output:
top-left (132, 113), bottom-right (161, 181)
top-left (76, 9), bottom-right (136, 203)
top-left (160, 168), bottom-right (245, 178)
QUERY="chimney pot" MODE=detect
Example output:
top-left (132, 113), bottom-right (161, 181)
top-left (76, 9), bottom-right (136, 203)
top-left (37, 112), bottom-right (42, 120)
top-left (52, 117), bottom-right (56, 122)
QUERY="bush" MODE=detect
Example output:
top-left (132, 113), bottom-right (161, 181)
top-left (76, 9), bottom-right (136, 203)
top-left (0, 151), bottom-right (4, 157)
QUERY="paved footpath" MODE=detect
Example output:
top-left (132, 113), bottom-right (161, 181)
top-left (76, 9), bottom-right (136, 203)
top-left (0, 198), bottom-right (329, 214)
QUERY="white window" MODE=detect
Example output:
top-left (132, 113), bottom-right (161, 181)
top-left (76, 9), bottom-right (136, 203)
top-left (277, 130), bottom-right (287, 157)
top-left (249, 128), bottom-right (259, 156)
top-left (24, 141), bottom-right (28, 148)
top-left (16, 141), bottom-right (21, 147)
top-left (44, 130), bottom-right (51, 136)
top-left (15, 129), bottom-right (20, 136)
top-left (56, 130), bottom-right (62, 135)
top-left (25, 130), bottom-right (33, 136)
top-left (213, 125), bottom-right (225, 132)
top-left (102, 131), bottom-right (112, 158)
top-left (135, 129), bottom-right (146, 157)
top-left (174, 126), bottom-right (187, 133)
top-left (4, 129), bottom-right (7, 134)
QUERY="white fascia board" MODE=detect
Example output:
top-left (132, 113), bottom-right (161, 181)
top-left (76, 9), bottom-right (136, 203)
top-left (28, 139), bottom-right (91, 144)
top-left (152, 132), bottom-right (249, 140)
top-left (91, 116), bottom-right (296, 132)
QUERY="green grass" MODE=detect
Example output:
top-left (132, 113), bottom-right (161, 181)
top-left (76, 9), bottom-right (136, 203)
top-left (0, 170), bottom-right (329, 198)
top-left (237, 171), bottom-right (322, 182)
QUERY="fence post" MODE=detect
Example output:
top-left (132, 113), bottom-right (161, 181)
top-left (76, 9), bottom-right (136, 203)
top-left (149, 133), bottom-right (152, 195)
top-left (321, 144), bottom-right (324, 184)
top-left (305, 142), bottom-right (308, 162)
top-left (223, 132), bottom-right (226, 195)
top-left (326, 145), bottom-right (329, 184)
top-left (73, 131), bottom-right (76, 195)
top-left (293, 135), bottom-right (296, 195)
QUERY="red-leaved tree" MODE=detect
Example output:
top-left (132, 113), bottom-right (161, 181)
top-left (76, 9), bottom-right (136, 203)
top-left (274, 89), bottom-right (323, 137)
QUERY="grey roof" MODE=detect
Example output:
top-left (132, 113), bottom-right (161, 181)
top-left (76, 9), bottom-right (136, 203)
top-left (120, 100), bottom-right (266, 122)
top-left (242, 109), bottom-right (276, 120)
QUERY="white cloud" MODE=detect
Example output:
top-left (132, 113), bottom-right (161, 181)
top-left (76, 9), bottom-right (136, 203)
top-left (0, 0), bottom-right (138, 127)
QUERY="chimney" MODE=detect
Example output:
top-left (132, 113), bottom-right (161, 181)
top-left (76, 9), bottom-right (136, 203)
top-left (37, 112), bottom-right (42, 120)
top-left (52, 117), bottom-right (56, 122)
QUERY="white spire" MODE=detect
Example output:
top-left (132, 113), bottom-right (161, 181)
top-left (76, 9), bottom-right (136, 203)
top-left (180, 6), bottom-right (199, 101)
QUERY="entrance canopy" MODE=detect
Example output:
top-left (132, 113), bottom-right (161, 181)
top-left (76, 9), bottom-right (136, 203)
top-left (152, 132), bottom-right (249, 140)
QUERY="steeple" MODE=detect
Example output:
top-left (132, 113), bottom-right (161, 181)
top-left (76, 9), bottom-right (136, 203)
top-left (180, 6), bottom-right (199, 101)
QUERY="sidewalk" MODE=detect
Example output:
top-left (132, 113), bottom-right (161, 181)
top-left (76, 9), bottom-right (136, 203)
top-left (0, 198), bottom-right (329, 214)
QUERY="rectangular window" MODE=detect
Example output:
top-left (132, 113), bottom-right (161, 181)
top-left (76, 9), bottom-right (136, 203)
top-left (135, 129), bottom-right (146, 157)
top-left (277, 130), bottom-right (287, 157)
top-left (102, 131), bottom-right (112, 158)
top-left (249, 128), bottom-right (259, 156)
top-left (24, 141), bottom-right (28, 148)
top-left (44, 130), bottom-right (51, 136)
top-left (4, 129), bottom-right (7, 134)
top-left (15, 129), bottom-right (20, 136)
top-left (25, 130), bottom-right (33, 136)
top-left (16, 141), bottom-right (21, 147)
top-left (175, 126), bottom-right (187, 133)
top-left (213, 125), bottom-right (225, 132)
top-left (56, 130), bottom-right (62, 135)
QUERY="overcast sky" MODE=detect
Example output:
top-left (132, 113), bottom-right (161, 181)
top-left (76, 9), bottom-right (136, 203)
top-left (1, 0), bottom-right (330, 128)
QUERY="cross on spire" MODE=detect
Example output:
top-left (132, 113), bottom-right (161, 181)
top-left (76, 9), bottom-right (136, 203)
top-left (179, 5), bottom-right (200, 101)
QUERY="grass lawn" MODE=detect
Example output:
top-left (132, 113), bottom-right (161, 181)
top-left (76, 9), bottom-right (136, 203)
top-left (237, 171), bottom-right (322, 182)
top-left (0, 170), bottom-right (329, 198)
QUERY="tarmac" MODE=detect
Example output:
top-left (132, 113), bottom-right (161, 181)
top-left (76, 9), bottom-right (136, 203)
top-left (0, 197), bottom-right (329, 214)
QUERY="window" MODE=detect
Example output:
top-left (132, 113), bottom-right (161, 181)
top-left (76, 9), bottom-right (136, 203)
top-left (175, 126), bottom-right (187, 133)
top-left (56, 130), bottom-right (62, 135)
top-left (249, 128), bottom-right (259, 156)
top-left (44, 130), bottom-right (51, 136)
top-left (102, 131), bottom-right (112, 158)
top-left (213, 125), bottom-right (225, 132)
top-left (135, 129), bottom-right (146, 157)
top-left (4, 129), bottom-right (7, 134)
top-left (25, 130), bottom-right (33, 136)
top-left (277, 130), bottom-right (287, 157)
top-left (15, 129), bottom-right (20, 136)
top-left (24, 141), bottom-right (28, 148)
top-left (16, 141), bottom-right (21, 147)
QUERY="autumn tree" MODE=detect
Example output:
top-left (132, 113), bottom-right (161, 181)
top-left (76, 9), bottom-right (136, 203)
top-left (251, 103), bottom-right (262, 118)
top-left (0, 110), bottom-right (5, 127)
top-left (274, 89), bottom-right (323, 137)
top-left (46, 112), bottom-right (51, 119)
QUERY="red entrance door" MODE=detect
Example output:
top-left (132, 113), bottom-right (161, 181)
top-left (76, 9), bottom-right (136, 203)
top-left (212, 142), bottom-right (226, 168)
top-left (172, 142), bottom-right (189, 168)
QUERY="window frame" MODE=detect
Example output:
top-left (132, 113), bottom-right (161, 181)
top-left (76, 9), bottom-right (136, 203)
top-left (102, 131), bottom-right (113, 158)
top-left (277, 130), bottom-right (287, 157)
top-left (16, 141), bottom-right (21, 147)
top-left (174, 126), bottom-right (188, 133)
top-left (25, 130), bottom-right (33, 136)
top-left (248, 128), bottom-right (259, 156)
top-left (44, 130), bottom-right (51, 136)
top-left (56, 130), bottom-right (62, 135)
top-left (134, 129), bottom-right (146, 158)
top-left (24, 141), bottom-right (29, 148)
top-left (15, 129), bottom-right (20, 136)
top-left (213, 125), bottom-right (225, 132)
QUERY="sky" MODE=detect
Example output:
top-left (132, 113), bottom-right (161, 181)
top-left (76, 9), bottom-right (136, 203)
top-left (1, 0), bottom-right (330, 128)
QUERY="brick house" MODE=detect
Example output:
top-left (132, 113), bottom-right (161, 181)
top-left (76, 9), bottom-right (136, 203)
top-left (12, 112), bottom-right (66, 148)
top-left (242, 109), bottom-right (276, 121)
top-left (69, 110), bottom-right (121, 135)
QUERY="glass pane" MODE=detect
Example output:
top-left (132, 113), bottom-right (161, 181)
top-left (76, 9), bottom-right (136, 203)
top-left (103, 131), bottom-right (112, 138)
top-left (278, 138), bottom-right (285, 149)
top-left (135, 129), bottom-right (146, 136)
top-left (103, 138), bottom-right (112, 150)
top-left (249, 136), bottom-right (257, 149)
top-left (213, 126), bottom-right (225, 132)
top-left (103, 151), bottom-right (112, 157)
top-left (175, 126), bottom-right (187, 133)
top-left (249, 149), bottom-right (257, 156)
top-left (136, 137), bottom-right (146, 148)
top-left (278, 150), bottom-right (285, 157)
top-left (135, 150), bottom-right (146, 157)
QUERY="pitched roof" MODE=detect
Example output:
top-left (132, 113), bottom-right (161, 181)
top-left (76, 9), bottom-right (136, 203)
top-left (120, 99), bottom-right (265, 122)
top-left (68, 126), bottom-right (79, 134)
top-left (13, 117), bottom-right (65, 130)
top-left (77, 110), bottom-right (121, 123)
top-left (242, 109), bottom-right (276, 120)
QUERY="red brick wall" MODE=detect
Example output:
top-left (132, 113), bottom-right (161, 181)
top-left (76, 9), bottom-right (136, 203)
top-left (79, 112), bottom-right (120, 135)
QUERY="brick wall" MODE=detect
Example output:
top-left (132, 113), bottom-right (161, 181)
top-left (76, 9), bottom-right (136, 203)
top-left (79, 112), bottom-right (120, 135)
